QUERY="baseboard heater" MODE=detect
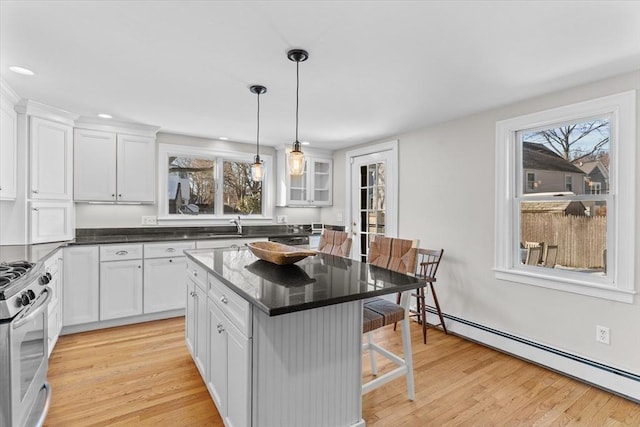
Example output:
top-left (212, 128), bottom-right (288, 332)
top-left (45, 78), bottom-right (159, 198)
top-left (423, 305), bottom-right (640, 403)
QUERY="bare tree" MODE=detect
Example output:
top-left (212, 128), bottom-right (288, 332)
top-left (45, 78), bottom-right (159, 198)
top-left (529, 119), bottom-right (609, 164)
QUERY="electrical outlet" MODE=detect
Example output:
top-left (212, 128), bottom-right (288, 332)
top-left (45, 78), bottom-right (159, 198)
top-left (141, 216), bottom-right (157, 225)
top-left (596, 325), bottom-right (610, 344)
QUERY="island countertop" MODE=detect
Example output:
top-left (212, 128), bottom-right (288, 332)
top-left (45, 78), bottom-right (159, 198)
top-left (185, 246), bottom-right (427, 316)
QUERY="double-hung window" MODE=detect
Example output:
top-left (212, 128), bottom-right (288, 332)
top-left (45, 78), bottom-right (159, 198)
top-left (495, 92), bottom-right (636, 303)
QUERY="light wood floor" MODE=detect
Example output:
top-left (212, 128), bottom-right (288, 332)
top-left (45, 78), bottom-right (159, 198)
top-left (45, 317), bottom-right (640, 426)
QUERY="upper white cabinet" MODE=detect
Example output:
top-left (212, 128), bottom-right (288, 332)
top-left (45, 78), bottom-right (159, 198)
top-left (276, 149), bottom-right (333, 206)
top-left (74, 127), bottom-right (157, 203)
top-left (30, 117), bottom-right (73, 200)
top-left (0, 96), bottom-right (17, 200)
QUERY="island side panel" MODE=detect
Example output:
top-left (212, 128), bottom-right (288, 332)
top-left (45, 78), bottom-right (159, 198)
top-left (252, 301), bottom-right (365, 427)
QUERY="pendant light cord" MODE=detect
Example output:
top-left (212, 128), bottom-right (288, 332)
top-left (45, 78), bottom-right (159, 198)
top-left (295, 60), bottom-right (299, 143)
top-left (256, 91), bottom-right (260, 157)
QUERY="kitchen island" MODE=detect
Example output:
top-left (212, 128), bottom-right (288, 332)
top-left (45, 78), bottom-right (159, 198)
top-left (185, 246), bottom-right (425, 427)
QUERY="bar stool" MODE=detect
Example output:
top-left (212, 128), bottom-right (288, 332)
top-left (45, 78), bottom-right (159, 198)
top-left (362, 236), bottom-right (418, 400)
top-left (317, 229), bottom-right (352, 257)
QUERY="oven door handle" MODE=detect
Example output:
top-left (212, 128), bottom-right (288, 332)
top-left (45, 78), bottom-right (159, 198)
top-left (13, 287), bottom-right (51, 330)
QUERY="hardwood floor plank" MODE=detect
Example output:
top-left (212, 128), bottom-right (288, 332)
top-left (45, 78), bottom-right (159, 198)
top-left (45, 317), bottom-right (639, 426)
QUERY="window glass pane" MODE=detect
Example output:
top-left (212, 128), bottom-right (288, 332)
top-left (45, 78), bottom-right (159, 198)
top-left (522, 118), bottom-right (610, 195)
top-left (168, 157), bottom-right (214, 214)
top-left (223, 160), bottom-right (262, 215)
top-left (519, 200), bottom-right (607, 274)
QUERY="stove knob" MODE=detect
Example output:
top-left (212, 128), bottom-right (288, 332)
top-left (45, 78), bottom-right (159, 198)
top-left (40, 275), bottom-right (50, 285)
top-left (46, 272), bottom-right (52, 280)
top-left (27, 290), bottom-right (36, 300)
top-left (20, 292), bottom-right (30, 306)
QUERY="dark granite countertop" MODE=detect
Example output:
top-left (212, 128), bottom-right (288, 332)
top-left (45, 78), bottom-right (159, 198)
top-left (0, 225), bottom-right (312, 263)
top-left (185, 247), bottom-right (427, 316)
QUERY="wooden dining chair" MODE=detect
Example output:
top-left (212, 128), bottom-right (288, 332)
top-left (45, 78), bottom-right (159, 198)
top-left (361, 236), bottom-right (418, 400)
top-left (402, 248), bottom-right (445, 344)
top-left (317, 229), bottom-right (352, 258)
top-left (525, 246), bottom-right (543, 265)
top-left (543, 244), bottom-right (558, 267)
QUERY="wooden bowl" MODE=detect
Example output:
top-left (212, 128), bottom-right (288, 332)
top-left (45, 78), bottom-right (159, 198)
top-left (247, 241), bottom-right (317, 265)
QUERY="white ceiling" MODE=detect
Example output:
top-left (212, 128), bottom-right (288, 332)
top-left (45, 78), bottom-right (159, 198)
top-left (2, 1), bottom-right (639, 150)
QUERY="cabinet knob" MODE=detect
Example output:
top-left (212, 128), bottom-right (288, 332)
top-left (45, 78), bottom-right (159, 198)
top-left (111, 194), bottom-right (115, 197)
top-left (118, 194), bottom-right (122, 197)
top-left (193, 270), bottom-right (197, 276)
top-left (216, 323), bottom-right (225, 334)
top-left (138, 265), bottom-right (141, 269)
top-left (190, 291), bottom-right (196, 297)
top-left (169, 259), bottom-right (173, 263)
top-left (32, 208), bottom-right (39, 212)
top-left (32, 189), bottom-right (39, 194)
top-left (220, 295), bottom-right (228, 304)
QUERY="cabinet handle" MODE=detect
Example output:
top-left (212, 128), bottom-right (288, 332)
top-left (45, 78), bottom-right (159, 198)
top-left (216, 323), bottom-right (225, 334)
top-left (166, 248), bottom-right (176, 253)
top-left (32, 189), bottom-right (39, 194)
top-left (220, 295), bottom-right (228, 304)
top-left (115, 250), bottom-right (128, 256)
top-left (190, 291), bottom-right (196, 297)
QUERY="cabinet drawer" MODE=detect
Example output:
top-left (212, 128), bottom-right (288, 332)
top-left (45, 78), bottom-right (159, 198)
top-left (100, 244), bottom-right (143, 261)
top-left (186, 258), bottom-right (207, 289)
top-left (144, 241), bottom-right (195, 259)
top-left (208, 274), bottom-right (251, 337)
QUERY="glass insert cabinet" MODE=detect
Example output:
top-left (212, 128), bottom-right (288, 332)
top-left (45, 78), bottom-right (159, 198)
top-left (276, 149), bottom-right (333, 207)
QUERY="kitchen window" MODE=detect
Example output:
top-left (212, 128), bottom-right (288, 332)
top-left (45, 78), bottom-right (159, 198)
top-left (494, 91), bottom-right (636, 303)
top-left (158, 144), bottom-right (273, 221)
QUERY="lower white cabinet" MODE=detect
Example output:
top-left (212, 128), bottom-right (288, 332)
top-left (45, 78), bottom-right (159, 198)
top-left (144, 257), bottom-right (188, 313)
top-left (194, 280), bottom-right (207, 376)
top-left (207, 299), bottom-right (227, 410)
top-left (100, 259), bottom-right (143, 321)
top-left (185, 278), bottom-right (196, 355)
top-left (63, 246), bottom-right (100, 326)
top-left (46, 250), bottom-right (63, 356)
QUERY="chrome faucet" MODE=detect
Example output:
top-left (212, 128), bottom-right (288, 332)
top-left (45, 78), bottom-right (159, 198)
top-left (230, 216), bottom-right (242, 234)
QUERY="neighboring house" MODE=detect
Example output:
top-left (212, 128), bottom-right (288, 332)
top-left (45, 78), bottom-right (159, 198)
top-left (520, 200), bottom-right (586, 216)
top-left (575, 159), bottom-right (609, 194)
top-left (522, 142), bottom-right (586, 194)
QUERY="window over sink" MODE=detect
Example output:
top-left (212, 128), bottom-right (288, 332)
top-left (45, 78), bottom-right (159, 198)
top-left (158, 143), bottom-right (273, 221)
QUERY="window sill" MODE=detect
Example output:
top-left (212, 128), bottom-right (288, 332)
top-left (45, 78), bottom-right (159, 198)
top-left (494, 268), bottom-right (635, 303)
top-left (157, 216), bottom-right (274, 226)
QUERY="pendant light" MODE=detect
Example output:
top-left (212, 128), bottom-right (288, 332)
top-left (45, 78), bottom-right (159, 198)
top-left (250, 85), bottom-right (267, 182)
top-left (287, 48), bottom-right (308, 176)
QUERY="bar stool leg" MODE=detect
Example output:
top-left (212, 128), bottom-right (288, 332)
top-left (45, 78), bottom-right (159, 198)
top-left (419, 287), bottom-right (427, 343)
top-left (430, 283), bottom-right (447, 334)
top-left (367, 332), bottom-right (378, 375)
top-left (399, 291), bottom-right (415, 400)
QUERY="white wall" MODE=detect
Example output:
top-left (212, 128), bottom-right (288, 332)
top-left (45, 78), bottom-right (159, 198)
top-left (327, 71), bottom-right (640, 377)
top-left (75, 132), bottom-right (321, 228)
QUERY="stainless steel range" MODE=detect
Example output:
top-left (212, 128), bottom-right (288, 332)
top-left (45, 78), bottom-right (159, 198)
top-left (0, 260), bottom-right (52, 427)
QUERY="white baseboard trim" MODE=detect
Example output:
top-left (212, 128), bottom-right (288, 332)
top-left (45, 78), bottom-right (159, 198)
top-left (423, 306), bottom-right (640, 403)
top-left (61, 309), bottom-right (184, 335)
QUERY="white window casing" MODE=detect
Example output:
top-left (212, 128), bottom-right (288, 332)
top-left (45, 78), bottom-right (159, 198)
top-left (494, 91), bottom-right (636, 303)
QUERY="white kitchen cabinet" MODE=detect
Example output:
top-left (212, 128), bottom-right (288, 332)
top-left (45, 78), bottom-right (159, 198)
top-left (63, 246), bottom-right (100, 326)
top-left (277, 149), bottom-right (333, 206)
top-left (225, 315), bottom-right (251, 427)
top-left (46, 250), bottom-right (63, 357)
top-left (30, 117), bottom-right (73, 200)
top-left (74, 128), bottom-right (156, 203)
top-left (100, 244), bottom-right (144, 321)
top-left (207, 299), bottom-right (227, 411)
top-left (143, 241), bottom-right (194, 313)
top-left (186, 258), bottom-right (208, 377)
top-left (29, 201), bottom-right (74, 243)
top-left (0, 96), bottom-right (17, 200)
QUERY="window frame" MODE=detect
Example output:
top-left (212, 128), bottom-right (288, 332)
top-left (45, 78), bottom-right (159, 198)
top-left (157, 143), bottom-right (273, 222)
top-left (494, 91), bottom-right (636, 303)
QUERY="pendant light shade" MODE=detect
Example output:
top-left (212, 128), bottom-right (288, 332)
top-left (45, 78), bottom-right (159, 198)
top-left (250, 85), bottom-right (267, 182)
top-left (287, 49), bottom-right (308, 176)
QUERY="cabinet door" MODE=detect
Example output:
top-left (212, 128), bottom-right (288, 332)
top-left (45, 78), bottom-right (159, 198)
top-left (100, 260), bottom-right (143, 320)
top-left (143, 257), bottom-right (187, 313)
top-left (30, 117), bottom-right (73, 200)
top-left (186, 277), bottom-right (196, 356)
top-left (0, 98), bottom-right (17, 200)
top-left (63, 246), bottom-right (100, 326)
top-left (116, 134), bottom-right (155, 202)
top-left (207, 299), bottom-right (227, 415)
top-left (310, 158), bottom-right (332, 206)
top-left (29, 201), bottom-right (74, 243)
top-left (287, 159), bottom-right (309, 205)
top-left (74, 129), bottom-right (117, 201)
top-left (194, 284), bottom-right (208, 377)
top-left (225, 320), bottom-right (251, 427)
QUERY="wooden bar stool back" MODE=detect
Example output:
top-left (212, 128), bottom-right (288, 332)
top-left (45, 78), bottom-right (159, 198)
top-left (317, 229), bottom-right (352, 258)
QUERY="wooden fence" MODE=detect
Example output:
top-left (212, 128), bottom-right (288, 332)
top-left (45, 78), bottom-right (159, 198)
top-left (521, 213), bottom-right (606, 269)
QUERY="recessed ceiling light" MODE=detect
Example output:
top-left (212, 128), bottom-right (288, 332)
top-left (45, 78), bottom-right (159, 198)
top-left (9, 66), bottom-right (35, 76)
top-left (301, 141), bottom-right (311, 146)
top-left (97, 113), bottom-right (112, 119)
top-left (219, 137), bottom-right (229, 140)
